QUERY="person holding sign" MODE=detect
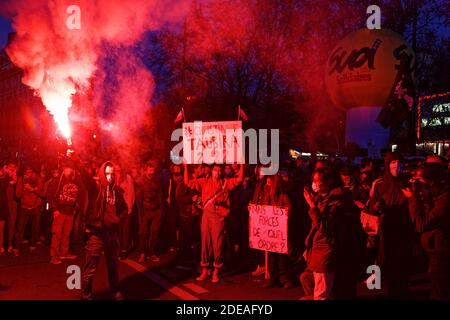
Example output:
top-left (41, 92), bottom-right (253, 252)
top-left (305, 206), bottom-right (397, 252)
top-left (301, 167), bottom-right (366, 300)
top-left (250, 174), bottom-right (295, 289)
top-left (185, 163), bottom-right (243, 283)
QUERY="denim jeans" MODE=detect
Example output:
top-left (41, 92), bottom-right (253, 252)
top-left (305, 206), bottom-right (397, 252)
top-left (81, 228), bottom-right (120, 299)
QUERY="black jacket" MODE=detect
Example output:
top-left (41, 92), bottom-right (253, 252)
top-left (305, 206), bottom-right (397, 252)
top-left (85, 161), bottom-right (127, 230)
top-left (408, 186), bottom-right (450, 254)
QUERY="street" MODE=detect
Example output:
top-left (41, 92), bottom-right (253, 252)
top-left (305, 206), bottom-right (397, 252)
top-left (0, 244), bottom-right (432, 300)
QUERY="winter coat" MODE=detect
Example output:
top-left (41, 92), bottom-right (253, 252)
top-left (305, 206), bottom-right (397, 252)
top-left (85, 161), bottom-right (127, 230)
top-left (305, 187), bottom-right (365, 274)
top-left (408, 186), bottom-right (450, 254)
top-left (16, 174), bottom-right (44, 210)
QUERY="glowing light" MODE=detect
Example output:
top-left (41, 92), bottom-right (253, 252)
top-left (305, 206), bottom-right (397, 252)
top-left (40, 73), bottom-right (74, 139)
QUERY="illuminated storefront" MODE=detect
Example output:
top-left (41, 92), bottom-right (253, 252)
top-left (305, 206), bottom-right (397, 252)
top-left (416, 91), bottom-right (450, 156)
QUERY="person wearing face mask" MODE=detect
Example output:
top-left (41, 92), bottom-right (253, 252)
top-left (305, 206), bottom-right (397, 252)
top-left (185, 163), bottom-right (243, 283)
top-left (81, 161), bottom-right (127, 300)
top-left (402, 163), bottom-right (450, 299)
top-left (368, 152), bottom-right (414, 299)
top-left (46, 160), bottom-right (86, 264)
top-left (136, 160), bottom-right (163, 263)
top-left (14, 165), bottom-right (44, 256)
top-left (174, 165), bottom-right (198, 270)
top-left (301, 168), bottom-right (365, 300)
top-left (162, 164), bottom-right (183, 253)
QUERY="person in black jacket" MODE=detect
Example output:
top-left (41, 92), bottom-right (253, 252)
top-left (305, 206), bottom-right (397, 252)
top-left (368, 152), bottom-right (414, 299)
top-left (403, 162), bottom-right (450, 299)
top-left (136, 160), bottom-right (163, 263)
top-left (175, 165), bottom-right (198, 270)
top-left (81, 161), bottom-right (127, 300)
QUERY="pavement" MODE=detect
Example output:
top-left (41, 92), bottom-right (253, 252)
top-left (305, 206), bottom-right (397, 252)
top-left (0, 242), bottom-right (432, 300)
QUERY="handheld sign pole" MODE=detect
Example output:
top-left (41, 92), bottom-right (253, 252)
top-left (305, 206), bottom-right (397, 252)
top-left (265, 251), bottom-right (269, 280)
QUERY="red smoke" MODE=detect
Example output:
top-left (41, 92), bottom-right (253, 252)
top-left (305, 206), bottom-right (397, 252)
top-left (4, 0), bottom-right (188, 158)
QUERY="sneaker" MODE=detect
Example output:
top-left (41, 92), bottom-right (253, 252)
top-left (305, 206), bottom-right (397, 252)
top-left (22, 240), bottom-right (29, 244)
top-left (112, 291), bottom-right (125, 300)
top-left (7, 246), bottom-right (13, 253)
top-left (60, 254), bottom-right (77, 260)
top-left (0, 248), bottom-right (5, 255)
top-left (251, 265), bottom-right (265, 277)
top-left (13, 249), bottom-right (19, 257)
top-left (150, 255), bottom-right (160, 262)
top-left (50, 257), bottom-right (62, 265)
top-left (196, 268), bottom-right (210, 281)
top-left (211, 269), bottom-right (220, 284)
top-left (169, 247), bottom-right (176, 252)
top-left (29, 246), bottom-right (36, 252)
top-left (36, 241), bottom-right (43, 246)
top-left (138, 253), bottom-right (145, 263)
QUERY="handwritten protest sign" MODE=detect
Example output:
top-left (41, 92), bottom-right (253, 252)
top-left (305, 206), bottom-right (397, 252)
top-left (248, 204), bottom-right (288, 254)
top-left (182, 121), bottom-right (243, 164)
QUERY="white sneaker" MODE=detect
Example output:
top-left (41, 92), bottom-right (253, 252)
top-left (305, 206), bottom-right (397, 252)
top-left (60, 254), bottom-right (77, 260)
top-left (50, 257), bottom-right (62, 265)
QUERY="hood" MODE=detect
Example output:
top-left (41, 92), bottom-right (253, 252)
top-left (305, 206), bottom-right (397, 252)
top-left (97, 161), bottom-right (116, 188)
top-left (384, 152), bottom-right (402, 177)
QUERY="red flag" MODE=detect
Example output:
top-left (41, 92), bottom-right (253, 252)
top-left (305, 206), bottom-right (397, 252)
top-left (238, 105), bottom-right (248, 121)
top-left (174, 107), bottom-right (185, 123)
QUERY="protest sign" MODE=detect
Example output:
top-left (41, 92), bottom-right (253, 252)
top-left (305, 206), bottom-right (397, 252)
top-left (248, 204), bottom-right (288, 254)
top-left (182, 121), bottom-right (243, 164)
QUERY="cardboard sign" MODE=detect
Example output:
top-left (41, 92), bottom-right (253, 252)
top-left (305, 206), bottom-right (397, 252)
top-left (182, 121), bottom-right (243, 164)
top-left (248, 204), bottom-right (288, 254)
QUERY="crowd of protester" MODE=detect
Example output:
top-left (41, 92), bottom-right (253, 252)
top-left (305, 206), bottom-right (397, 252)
top-left (0, 151), bottom-right (449, 300)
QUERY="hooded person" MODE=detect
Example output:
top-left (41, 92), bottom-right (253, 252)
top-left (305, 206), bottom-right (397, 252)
top-left (81, 161), bottom-right (127, 300)
top-left (368, 152), bottom-right (414, 299)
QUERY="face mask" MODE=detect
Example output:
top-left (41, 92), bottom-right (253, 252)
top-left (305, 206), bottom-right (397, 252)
top-left (212, 171), bottom-right (220, 179)
top-left (312, 182), bottom-right (320, 193)
top-left (106, 173), bottom-right (114, 184)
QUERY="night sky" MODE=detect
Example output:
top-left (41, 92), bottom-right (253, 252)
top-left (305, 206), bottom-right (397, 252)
top-left (0, 16), bottom-right (12, 48)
